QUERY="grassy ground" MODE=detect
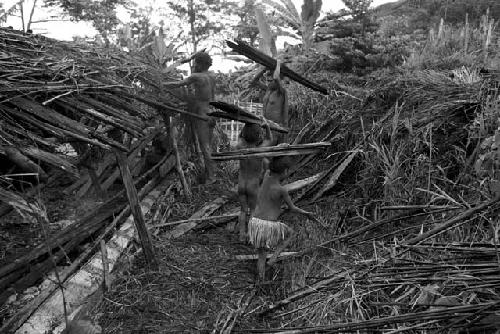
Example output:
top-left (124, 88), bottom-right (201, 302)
top-left (92, 176), bottom-right (291, 333)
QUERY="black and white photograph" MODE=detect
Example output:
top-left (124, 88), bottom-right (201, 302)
top-left (0, 0), bottom-right (499, 333)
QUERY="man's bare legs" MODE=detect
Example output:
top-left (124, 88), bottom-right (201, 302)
top-left (195, 117), bottom-right (215, 183)
top-left (238, 191), bottom-right (249, 242)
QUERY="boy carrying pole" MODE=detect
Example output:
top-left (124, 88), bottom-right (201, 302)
top-left (262, 60), bottom-right (289, 145)
top-left (249, 155), bottom-right (317, 281)
top-left (236, 116), bottom-right (273, 242)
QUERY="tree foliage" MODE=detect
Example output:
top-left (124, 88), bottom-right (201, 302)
top-left (165, 0), bottom-right (237, 53)
top-left (234, 0), bottom-right (259, 46)
top-left (261, 0), bottom-right (322, 51)
top-left (43, 0), bottom-right (131, 44)
top-left (341, 0), bottom-right (373, 20)
top-left (301, 0), bottom-right (322, 50)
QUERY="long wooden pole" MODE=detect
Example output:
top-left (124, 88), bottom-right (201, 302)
top-left (115, 151), bottom-right (158, 270)
top-left (169, 117), bottom-right (191, 199)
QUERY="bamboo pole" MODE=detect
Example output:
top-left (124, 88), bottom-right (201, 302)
top-left (115, 150), bottom-right (158, 270)
top-left (169, 117), bottom-right (191, 199)
top-left (406, 195), bottom-right (500, 246)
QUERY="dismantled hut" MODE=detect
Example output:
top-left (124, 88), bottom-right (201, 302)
top-left (0, 28), bottom-right (187, 333)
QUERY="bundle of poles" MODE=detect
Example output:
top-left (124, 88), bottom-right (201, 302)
top-left (226, 39), bottom-right (329, 95)
top-left (211, 142), bottom-right (331, 160)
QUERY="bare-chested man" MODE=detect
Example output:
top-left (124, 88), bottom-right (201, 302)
top-left (164, 52), bottom-right (216, 183)
top-left (236, 117), bottom-right (273, 242)
top-left (263, 61), bottom-right (289, 145)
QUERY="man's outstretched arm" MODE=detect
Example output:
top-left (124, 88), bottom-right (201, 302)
top-left (164, 75), bottom-right (196, 88)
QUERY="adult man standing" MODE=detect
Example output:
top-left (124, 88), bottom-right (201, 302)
top-left (164, 52), bottom-right (217, 184)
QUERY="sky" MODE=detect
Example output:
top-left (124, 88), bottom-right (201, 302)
top-left (1, 0), bottom-right (396, 72)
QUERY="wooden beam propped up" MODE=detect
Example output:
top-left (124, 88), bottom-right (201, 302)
top-left (115, 151), bottom-right (158, 270)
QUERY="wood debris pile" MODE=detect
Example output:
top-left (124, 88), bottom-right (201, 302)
top-left (0, 27), bottom-right (184, 189)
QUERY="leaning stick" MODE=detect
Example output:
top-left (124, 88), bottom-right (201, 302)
top-left (211, 142), bottom-right (330, 161)
top-left (226, 40), bottom-right (329, 95)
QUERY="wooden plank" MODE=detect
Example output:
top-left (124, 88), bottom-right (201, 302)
top-left (21, 147), bottom-right (79, 177)
top-left (75, 96), bottom-right (143, 134)
top-left (1, 105), bottom-right (112, 150)
top-left (212, 142), bottom-right (330, 161)
top-left (153, 214), bottom-right (239, 229)
top-left (58, 97), bottom-right (141, 137)
top-left (169, 117), bottom-right (191, 198)
top-left (165, 196), bottom-right (229, 239)
top-left (4, 147), bottom-right (48, 182)
top-left (77, 127), bottom-right (163, 197)
top-left (115, 150), bottom-right (158, 269)
top-left (2, 119), bottom-right (57, 149)
top-left (310, 149), bottom-right (360, 202)
top-left (11, 98), bottom-right (127, 151)
top-left (234, 252), bottom-right (297, 261)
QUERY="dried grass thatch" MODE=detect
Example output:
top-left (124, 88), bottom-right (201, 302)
top-left (0, 27), bottom-right (184, 178)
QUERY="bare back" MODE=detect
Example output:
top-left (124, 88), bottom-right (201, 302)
top-left (253, 172), bottom-right (284, 221)
top-left (237, 140), bottom-right (263, 191)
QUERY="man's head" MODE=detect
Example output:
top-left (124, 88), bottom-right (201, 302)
top-left (241, 123), bottom-right (262, 144)
top-left (193, 52), bottom-right (212, 72)
top-left (269, 156), bottom-right (292, 175)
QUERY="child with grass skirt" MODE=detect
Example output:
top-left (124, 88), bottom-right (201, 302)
top-left (248, 155), bottom-right (316, 280)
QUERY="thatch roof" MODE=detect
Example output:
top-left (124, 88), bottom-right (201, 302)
top-left (0, 27), bottom-right (182, 176)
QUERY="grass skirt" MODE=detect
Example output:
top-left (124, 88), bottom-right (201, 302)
top-left (248, 217), bottom-right (289, 249)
